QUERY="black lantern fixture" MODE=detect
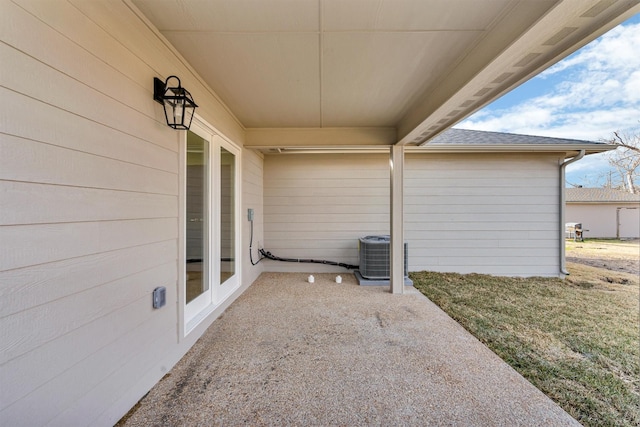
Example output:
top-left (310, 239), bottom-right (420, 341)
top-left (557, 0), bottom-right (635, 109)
top-left (153, 75), bottom-right (198, 130)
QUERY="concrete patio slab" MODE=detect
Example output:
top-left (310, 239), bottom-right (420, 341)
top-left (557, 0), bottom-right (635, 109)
top-left (118, 273), bottom-right (580, 426)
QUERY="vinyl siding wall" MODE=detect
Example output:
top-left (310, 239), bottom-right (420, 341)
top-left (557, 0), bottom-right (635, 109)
top-left (263, 154), bottom-right (390, 272)
top-left (242, 148), bottom-right (265, 283)
top-left (406, 153), bottom-right (561, 276)
top-left (0, 1), bottom-right (262, 425)
top-left (263, 152), bottom-right (562, 276)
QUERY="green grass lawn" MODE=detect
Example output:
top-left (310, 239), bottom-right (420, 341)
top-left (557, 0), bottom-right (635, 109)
top-left (410, 265), bottom-right (639, 427)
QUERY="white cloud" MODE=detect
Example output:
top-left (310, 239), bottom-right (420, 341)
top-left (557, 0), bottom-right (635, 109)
top-left (458, 21), bottom-right (640, 143)
top-left (623, 70), bottom-right (640, 102)
top-left (457, 20), bottom-right (640, 186)
top-left (460, 105), bottom-right (553, 133)
top-left (542, 23), bottom-right (640, 78)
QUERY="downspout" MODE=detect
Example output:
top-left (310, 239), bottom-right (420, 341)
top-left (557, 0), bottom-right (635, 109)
top-left (559, 150), bottom-right (585, 276)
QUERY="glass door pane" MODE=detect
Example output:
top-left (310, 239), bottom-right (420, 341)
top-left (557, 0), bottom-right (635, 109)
top-left (186, 130), bottom-right (209, 304)
top-left (220, 147), bottom-right (235, 284)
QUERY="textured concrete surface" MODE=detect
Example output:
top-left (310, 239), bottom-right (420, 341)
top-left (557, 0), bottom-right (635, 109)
top-left (120, 273), bottom-right (580, 426)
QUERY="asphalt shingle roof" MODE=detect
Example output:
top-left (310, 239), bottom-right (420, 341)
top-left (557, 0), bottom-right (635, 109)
top-left (430, 128), bottom-right (605, 146)
top-left (566, 187), bottom-right (640, 203)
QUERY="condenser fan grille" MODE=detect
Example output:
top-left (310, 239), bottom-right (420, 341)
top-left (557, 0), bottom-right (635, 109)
top-left (358, 235), bottom-right (408, 280)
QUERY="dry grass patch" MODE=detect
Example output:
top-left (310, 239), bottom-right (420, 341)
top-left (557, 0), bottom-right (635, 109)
top-left (566, 239), bottom-right (640, 276)
top-left (411, 264), bottom-right (639, 427)
top-left (566, 239), bottom-right (639, 258)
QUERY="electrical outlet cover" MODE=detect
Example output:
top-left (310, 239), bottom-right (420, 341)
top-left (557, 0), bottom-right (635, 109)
top-left (153, 286), bottom-right (166, 309)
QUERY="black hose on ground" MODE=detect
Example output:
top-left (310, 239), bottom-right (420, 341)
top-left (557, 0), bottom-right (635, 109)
top-left (249, 217), bottom-right (357, 270)
top-left (258, 249), bottom-right (358, 270)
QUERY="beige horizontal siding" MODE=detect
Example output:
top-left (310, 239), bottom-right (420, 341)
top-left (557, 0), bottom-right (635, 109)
top-left (52, 319), bottom-right (177, 427)
top-left (263, 153), bottom-right (389, 272)
top-left (2, 88), bottom-right (179, 168)
top-left (1, 295), bottom-right (171, 416)
top-left (0, 1), bottom-right (249, 426)
top-left (405, 153), bottom-right (561, 276)
top-left (242, 149), bottom-right (264, 284)
top-left (0, 218), bottom-right (177, 272)
top-left (1, 181), bottom-right (177, 226)
top-left (1, 133), bottom-right (178, 195)
top-left (405, 203), bottom-right (557, 214)
top-left (0, 241), bottom-right (176, 319)
top-left (1, 261), bottom-right (176, 365)
top-left (262, 152), bottom-right (561, 276)
top-left (2, 298), bottom-right (177, 426)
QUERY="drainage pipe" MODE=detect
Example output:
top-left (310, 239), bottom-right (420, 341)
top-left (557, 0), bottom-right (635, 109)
top-left (559, 150), bottom-right (585, 276)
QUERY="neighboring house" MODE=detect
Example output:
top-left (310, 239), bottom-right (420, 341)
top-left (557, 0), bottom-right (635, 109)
top-left (1, 1), bottom-right (635, 426)
top-left (566, 188), bottom-right (640, 238)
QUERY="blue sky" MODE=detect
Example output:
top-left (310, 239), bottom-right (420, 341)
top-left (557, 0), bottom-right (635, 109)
top-left (456, 13), bottom-right (640, 187)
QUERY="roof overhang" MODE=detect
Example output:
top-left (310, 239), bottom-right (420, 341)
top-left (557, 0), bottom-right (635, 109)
top-left (130, 0), bottom-right (640, 146)
top-left (402, 0), bottom-right (640, 145)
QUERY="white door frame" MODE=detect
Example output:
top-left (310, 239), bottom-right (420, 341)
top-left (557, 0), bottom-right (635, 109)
top-left (213, 135), bottom-right (241, 303)
top-left (180, 117), bottom-right (242, 335)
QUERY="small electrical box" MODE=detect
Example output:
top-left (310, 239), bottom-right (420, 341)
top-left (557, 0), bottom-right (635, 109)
top-left (153, 286), bottom-right (166, 309)
top-left (248, 208), bottom-right (254, 221)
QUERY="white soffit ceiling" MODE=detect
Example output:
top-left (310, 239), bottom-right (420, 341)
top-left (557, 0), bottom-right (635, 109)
top-left (132, 0), bottom-right (640, 144)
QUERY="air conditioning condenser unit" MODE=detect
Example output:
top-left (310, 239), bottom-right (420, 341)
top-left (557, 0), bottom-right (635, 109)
top-left (357, 235), bottom-right (412, 285)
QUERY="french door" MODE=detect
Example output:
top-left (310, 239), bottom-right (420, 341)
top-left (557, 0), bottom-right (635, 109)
top-left (183, 119), bottom-right (240, 330)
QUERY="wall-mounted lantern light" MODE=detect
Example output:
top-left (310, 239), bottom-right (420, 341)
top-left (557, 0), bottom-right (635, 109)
top-left (153, 75), bottom-right (198, 130)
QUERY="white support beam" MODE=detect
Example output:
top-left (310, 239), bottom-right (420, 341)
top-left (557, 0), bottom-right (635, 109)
top-left (390, 145), bottom-right (405, 294)
top-left (245, 127), bottom-right (397, 148)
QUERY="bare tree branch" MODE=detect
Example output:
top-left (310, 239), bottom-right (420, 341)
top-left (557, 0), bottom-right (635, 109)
top-left (606, 131), bottom-right (640, 193)
top-left (611, 131), bottom-right (640, 154)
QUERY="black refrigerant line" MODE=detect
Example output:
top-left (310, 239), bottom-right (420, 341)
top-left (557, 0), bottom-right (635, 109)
top-left (248, 218), bottom-right (358, 270)
top-left (258, 249), bottom-right (359, 270)
top-left (249, 217), bottom-right (264, 266)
